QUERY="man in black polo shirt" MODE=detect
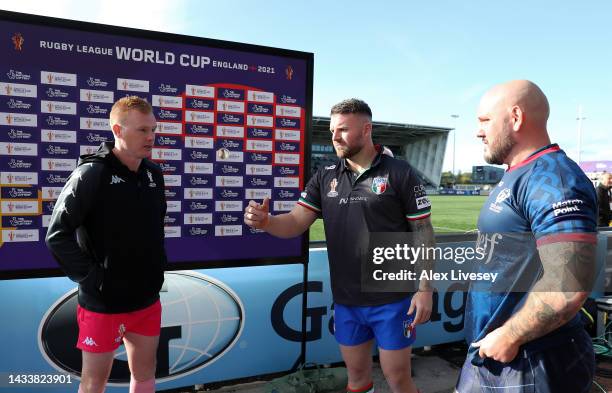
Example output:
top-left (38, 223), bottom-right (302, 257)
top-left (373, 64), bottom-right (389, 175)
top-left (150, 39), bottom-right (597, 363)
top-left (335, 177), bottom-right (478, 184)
top-left (244, 99), bottom-right (433, 393)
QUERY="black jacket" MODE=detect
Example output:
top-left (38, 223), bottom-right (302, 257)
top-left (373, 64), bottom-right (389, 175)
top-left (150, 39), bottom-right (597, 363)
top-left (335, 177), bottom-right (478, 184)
top-left (597, 183), bottom-right (612, 227)
top-left (45, 142), bottom-right (167, 313)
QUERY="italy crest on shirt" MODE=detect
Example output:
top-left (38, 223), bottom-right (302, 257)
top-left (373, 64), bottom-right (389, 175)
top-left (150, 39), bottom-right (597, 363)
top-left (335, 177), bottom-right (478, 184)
top-left (371, 176), bottom-right (388, 195)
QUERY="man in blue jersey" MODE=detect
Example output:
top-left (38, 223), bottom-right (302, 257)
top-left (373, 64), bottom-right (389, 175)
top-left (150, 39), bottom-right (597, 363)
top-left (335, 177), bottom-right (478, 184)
top-left (455, 80), bottom-right (597, 393)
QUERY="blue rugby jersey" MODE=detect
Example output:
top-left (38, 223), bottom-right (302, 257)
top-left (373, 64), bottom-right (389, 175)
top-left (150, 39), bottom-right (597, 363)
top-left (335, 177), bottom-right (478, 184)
top-left (466, 144), bottom-right (597, 352)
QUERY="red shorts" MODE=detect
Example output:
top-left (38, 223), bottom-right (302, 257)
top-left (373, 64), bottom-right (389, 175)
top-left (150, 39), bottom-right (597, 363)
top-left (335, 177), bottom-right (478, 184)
top-left (76, 300), bottom-right (161, 353)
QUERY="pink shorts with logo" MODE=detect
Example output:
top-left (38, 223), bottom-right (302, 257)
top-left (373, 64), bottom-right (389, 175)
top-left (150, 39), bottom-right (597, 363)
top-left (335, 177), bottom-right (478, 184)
top-left (76, 300), bottom-right (161, 353)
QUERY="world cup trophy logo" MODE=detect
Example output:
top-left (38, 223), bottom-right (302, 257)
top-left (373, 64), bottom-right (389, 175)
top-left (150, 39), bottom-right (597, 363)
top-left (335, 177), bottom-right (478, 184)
top-left (5, 84), bottom-right (12, 95)
top-left (285, 65), bottom-right (294, 80)
top-left (12, 33), bottom-right (24, 51)
top-left (7, 174), bottom-right (14, 184)
top-left (122, 80), bottom-right (128, 90)
top-left (47, 73), bottom-right (53, 84)
top-left (6, 144), bottom-right (13, 154)
top-left (47, 131), bottom-right (53, 141)
top-left (8, 231), bottom-right (15, 241)
top-left (47, 102), bottom-right (53, 113)
top-left (5, 114), bottom-right (13, 125)
top-left (48, 189), bottom-right (54, 199)
top-left (86, 91), bottom-right (92, 101)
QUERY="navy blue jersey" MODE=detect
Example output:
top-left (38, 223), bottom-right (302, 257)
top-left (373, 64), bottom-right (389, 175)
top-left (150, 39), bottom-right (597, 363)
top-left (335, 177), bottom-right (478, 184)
top-left (466, 144), bottom-right (597, 351)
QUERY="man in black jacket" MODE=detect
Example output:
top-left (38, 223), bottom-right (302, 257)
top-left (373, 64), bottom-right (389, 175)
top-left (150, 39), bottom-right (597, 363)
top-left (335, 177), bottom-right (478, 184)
top-left (46, 96), bottom-right (167, 393)
top-left (597, 172), bottom-right (612, 227)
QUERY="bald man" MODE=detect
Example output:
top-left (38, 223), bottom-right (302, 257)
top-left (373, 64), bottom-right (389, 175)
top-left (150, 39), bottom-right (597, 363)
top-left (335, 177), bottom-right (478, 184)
top-left (455, 81), bottom-right (597, 393)
top-left (596, 172), bottom-right (612, 226)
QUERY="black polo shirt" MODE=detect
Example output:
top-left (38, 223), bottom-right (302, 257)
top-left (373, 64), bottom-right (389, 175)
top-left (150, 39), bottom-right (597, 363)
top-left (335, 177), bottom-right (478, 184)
top-left (298, 150), bottom-right (431, 306)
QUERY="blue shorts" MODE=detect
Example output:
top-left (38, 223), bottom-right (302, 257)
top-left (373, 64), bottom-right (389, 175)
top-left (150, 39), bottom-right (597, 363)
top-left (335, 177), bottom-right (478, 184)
top-left (455, 327), bottom-right (594, 393)
top-left (333, 296), bottom-right (416, 350)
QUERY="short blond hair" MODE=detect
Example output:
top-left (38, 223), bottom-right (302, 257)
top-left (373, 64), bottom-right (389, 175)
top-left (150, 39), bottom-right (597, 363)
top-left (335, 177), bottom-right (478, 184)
top-left (109, 96), bottom-right (152, 127)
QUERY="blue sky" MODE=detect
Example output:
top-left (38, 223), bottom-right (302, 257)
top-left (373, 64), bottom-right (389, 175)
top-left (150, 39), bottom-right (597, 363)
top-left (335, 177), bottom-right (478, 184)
top-left (2, 0), bottom-right (611, 172)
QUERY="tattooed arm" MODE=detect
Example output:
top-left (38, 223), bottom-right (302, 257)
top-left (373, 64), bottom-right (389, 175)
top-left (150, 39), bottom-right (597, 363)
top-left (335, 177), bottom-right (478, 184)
top-left (504, 241), bottom-right (596, 344)
top-left (407, 216), bottom-right (436, 291)
top-left (473, 240), bottom-right (596, 362)
top-left (406, 216), bottom-right (436, 326)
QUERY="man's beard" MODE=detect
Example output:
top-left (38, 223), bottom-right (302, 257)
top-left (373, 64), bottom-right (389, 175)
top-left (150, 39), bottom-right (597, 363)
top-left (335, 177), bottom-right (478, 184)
top-left (484, 134), bottom-right (515, 165)
top-left (335, 145), bottom-right (360, 159)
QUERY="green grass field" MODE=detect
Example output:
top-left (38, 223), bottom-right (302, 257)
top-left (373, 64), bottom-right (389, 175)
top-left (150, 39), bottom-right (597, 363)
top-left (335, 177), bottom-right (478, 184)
top-left (309, 195), bottom-right (487, 242)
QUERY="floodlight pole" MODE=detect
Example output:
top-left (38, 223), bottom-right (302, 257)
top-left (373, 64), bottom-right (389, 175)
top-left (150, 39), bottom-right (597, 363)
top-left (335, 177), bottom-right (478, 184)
top-left (451, 114), bottom-right (459, 181)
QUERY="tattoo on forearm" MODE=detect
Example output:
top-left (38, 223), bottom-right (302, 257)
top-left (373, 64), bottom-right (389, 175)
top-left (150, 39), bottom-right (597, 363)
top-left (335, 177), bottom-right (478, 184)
top-left (409, 218), bottom-right (436, 288)
top-left (505, 240), bottom-right (595, 344)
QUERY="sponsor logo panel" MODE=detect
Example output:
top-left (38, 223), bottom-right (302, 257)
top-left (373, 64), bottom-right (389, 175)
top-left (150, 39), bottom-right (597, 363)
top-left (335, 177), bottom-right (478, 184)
top-left (247, 127), bottom-right (273, 139)
top-left (245, 152), bottom-right (272, 164)
top-left (274, 176), bottom-right (300, 188)
top-left (275, 141), bottom-right (300, 152)
top-left (186, 110), bottom-right (214, 124)
top-left (275, 129), bottom-right (300, 141)
top-left (247, 90), bottom-right (273, 103)
top-left (273, 200), bottom-right (297, 212)
top-left (41, 158), bottom-right (77, 172)
top-left (274, 153), bottom-right (300, 165)
top-left (0, 200), bottom-right (39, 214)
top-left (246, 115), bottom-right (273, 128)
top-left (244, 188), bottom-right (272, 200)
top-left (184, 162), bottom-right (213, 174)
top-left (184, 188), bottom-right (213, 200)
top-left (1, 171), bottom-right (38, 185)
top-left (215, 176), bottom-right (243, 188)
top-left (152, 148), bottom-right (182, 161)
top-left (41, 71), bottom-right (77, 86)
top-left (41, 129), bottom-right (77, 144)
top-left (117, 78), bottom-right (149, 92)
top-left (185, 136), bottom-right (214, 150)
top-left (214, 225), bottom-right (242, 236)
top-left (79, 89), bottom-right (114, 103)
top-left (1, 186), bottom-right (36, 199)
top-left (163, 174), bottom-right (182, 187)
top-left (246, 139), bottom-right (273, 152)
top-left (0, 112), bottom-right (37, 127)
top-left (186, 98), bottom-right (214, 110)
top-left (2, 229), bottom-right (39, 242)
top-left (217, 100), bottom-right (245, 113)
top-left (218, 88), bottom-right (244, 100)
top-left (217, 113), bottom-right (244, 125)
top-left (216, 125), bottom-right (244, 138)
top-left (216, 139), bottom-right (244, 151)
top-left (80, 117), bottom-right (110, 131)
top-left (164, 226), bottom-right (181, 238)
top-left (275, 117), bottom-right (300, 129)
top-left (275, 105), bottom-right (301, 118)
top-left (152, 95), bottom-right (182, 108)
top-left (247, 103), bottom-right (273, 114)
top-left (156, 121), bottom-right (182, 135)
top-left (185, 84), bottom-right (214, 98)
top-left (155, 135), bottom-right (181, 147)
top-left (0, 142), bottom-right (38, 156)
top-left (215, 200), bottom-right (242, 212)
top-left (184, 213), bottom-right (213, 225)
